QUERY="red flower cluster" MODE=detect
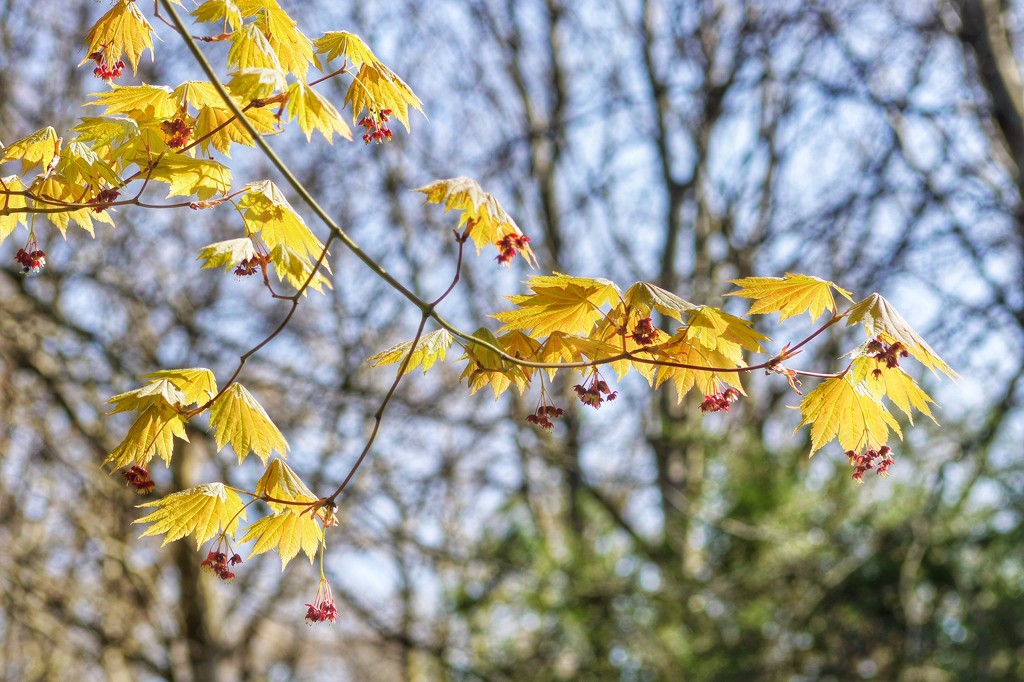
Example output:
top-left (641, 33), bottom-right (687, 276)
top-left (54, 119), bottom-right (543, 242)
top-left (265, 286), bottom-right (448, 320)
top-left (14, 247), bottom-right (46, 275)
top-left (846, 446), bottom-right (895, 483)
top-left (631, 317), bottom-right (658, 345)
top-left (305, 579), bottom-right (337, 625)
top-left (123, 464), bottom-right (155, 495)
top-left (495, 233), bottom-right (531, 265)
top-left (574, 377), bottom-right (617, 409)
top-left (866, 337), bottom-right (909, 376)
top-left (358, 108), bottom-right (393, 144)
top-left (201, 549), bottom-right (243, 582)
top-left (87, 188), bottom-right (121, 213)
top-left (88, 49), bottom-right (125, 82)
top-left (160, 117), bottom-right (194, 149)
top-left (234, 252), bottom-right (271, 277)
top-left (700, 388), bottom-right (740, 413)
top-left (526, 404), bottom-right (565, 430)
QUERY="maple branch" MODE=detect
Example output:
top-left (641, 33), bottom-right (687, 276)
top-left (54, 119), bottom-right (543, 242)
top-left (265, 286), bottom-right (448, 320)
top-left (325, 235), bottom-right (469, 504)
top-left (186, 231), bottom-right (337, 417)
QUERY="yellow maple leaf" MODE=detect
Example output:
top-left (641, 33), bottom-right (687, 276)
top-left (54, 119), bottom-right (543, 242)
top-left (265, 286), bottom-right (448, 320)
top-left (492, 273), bottom-right (619, 338)
top-left (255, 459), bottom-right (318, 506)
top-left (80, 0), bottom-right (155, 73)
top-left (0, 127), bottom-right (59, 175)
top-left (650, 332), bottom-right (745, 401)
top-left (87, 85), bottom-right (177, 120)
top-left (795, 373), bottom-right (902, 457)
top-left (285, 81), bottom-right (351, 143)
top-left (684, 306), bottom-right (769, 361)
top-left (142, 368), bottom-right (218, 407)
top-left (458, 327), bottom-right (530, 398)
top-left (268, 242), bottom-right (331, 293)
top-left (416, 177), bottom-right (536, 267)
top-left (34, 175), bottom-right (115, 236)
top-left (197, 238), bottom-right (257, 271)
top-left (229, 24), bottom-right (283, 72)
top-left (227, 67), bottom-right (287, 101)
top-left (344, 62), bottom-right (424, 132)
top-left (135, 483), bottom-right (247, 548)
top-left (145, 155), bottom-right (231, 201)
top-left (104, 404), bottom-right (190, 468)
top-left (368, 329), bottom-right (455, 375)
top-left (622, 281), bottom-right (699, 321)
top-left (851, 358), bottom-right (938, 426)
top-left (845, 294), bottom-right (957, 378)
top-left (240, 509), bottom-right (321, 569)
top-left (0, 175), bottom-right (29, 245)
top-left (726, 273), bottom-right (854, 322)
top-left (209, 383), bottom-right (289, 464)
top-left (257, 1), bottom-right (315, 80)
top-left (108, 379), bottom-right (187, 414)
top-left (191, 0), bottom-right (244, 31)
top-left (314, 31), bottom-right (378, 66)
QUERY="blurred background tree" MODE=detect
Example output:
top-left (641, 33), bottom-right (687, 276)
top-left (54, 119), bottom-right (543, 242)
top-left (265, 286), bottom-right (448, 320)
top-left (1, 0), bottom-right (1021, 680)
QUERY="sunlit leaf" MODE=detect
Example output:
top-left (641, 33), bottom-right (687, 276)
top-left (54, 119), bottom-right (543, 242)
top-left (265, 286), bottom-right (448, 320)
top-left (846, 294), bottom-right (957, 378)
top-left (795, 373), bottom-right (902, 457)
top-left (0, 127), bottom-right (59, 174)
top-left (197, 238), bottom-right (256, 271)
top-left (104, 404), bottom-right (189, 468)
top-left (0, 175), bottom-right (29, 245)
top-left (344, 61), bottom-right (423, 132)
top-left (492, 273), bottom-right (619, 338)
top-left (369, 329), bottom-right (454, 375)
top-left (87, 84), bottom-right (176, 120)
top-left (108, 379), bottom-right (188, 415)
top-left (144, 155), bottom-right (231, 200)
top-left (726, 273), bottom-right (854, 322)
top-left (623, 281), bottom-right (698, 322)
top-left (209, 383), bottom-right (289, 464)
top-left (135, 483), bottom-right (247, 548)
top-left (240, 509), bottom-right (321, 568)
top-left (416, 177), bottom-right (536, 266)
top-left (80, 0), bottom-right (155, 72)
top-left (284, 81), bottom-right (351, 142)
top-left (142, 368), bottom-right (218, 407)
top-left (851, 357), bottom-right (938, 426)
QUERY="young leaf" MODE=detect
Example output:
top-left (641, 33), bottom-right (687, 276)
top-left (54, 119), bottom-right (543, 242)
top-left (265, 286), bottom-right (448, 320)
top-left (229, 23), bottom-right (283, 72)
top-left (104, 404), bottom-right (189, 468)
top-left (726, 273), bottom-right (854, 322)
top-left (650, 333), bottom-right (745, 401)
top-left (240, 509), bottom-right (321, 569)
top-left (416, 177), bottom-right (536, 266)
top-left (0, 127), bottom-right (59, 174)
top-left (192, 0), bottom-right (244, 31)
top-left (459, 327), bottom-right (530, 398)
top-left (268, 243), bottom-right (332, 293)
top-left (227, 67), bottom-right (288, 101)
top-left (197, 238), bottom-right (256, 271)
top-left (80, 0), bottom-right (155, 73)
top-left (284, 81), bottom-right (351, 142)
top-left (623, 281), bottom-right (699, 322)
top-left (256, 1), bottom-right (315, 79)
top-left (851, 358), bottom-right (938, 426)
top-left (56, 141), bottom-right (122, 189)
top-left (795, 373), bottom-right (902, 457)
top-left (314, 31), bottom-right (378, 66)
top-left (142, 368), bottom-right (218, 407)
top-left (0, 175), bottom-right (29, 245)
top-left (240, 181), bottom-right (319, 253)
top-left (108, 379), bottom-right (188, 414)
top-left (368, 329), bottom-right (454, 375)
top-left (255, 459), bottom-right (318, 507)
top-left (492, 273), bottom-right (619, 338)
top-left (684, 306), bottom-right (769, 360)
top-left (845, 294), bottom-right (957, 378)
top-left (145, 155), bottom-right (231, 201)
top-left (87, 85), bottom-right (177, 120)
top-left (135, 483), bottom-right (247, 548)
top-left (345, 61), bottom-right (424, 132)
top-left (209, 383), bottom-right (289, 464)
